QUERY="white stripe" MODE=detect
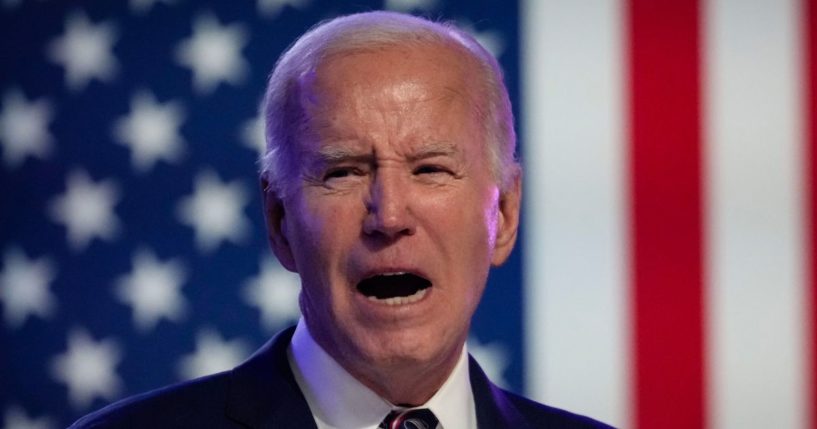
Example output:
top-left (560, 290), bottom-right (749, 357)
top-left (704, 0), bottom-right (808, 427)
top-left (521, 1), bottom-right (628, 427)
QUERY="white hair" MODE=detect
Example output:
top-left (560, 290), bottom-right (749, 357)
top-left (260, 11), bottom-right (519, 197)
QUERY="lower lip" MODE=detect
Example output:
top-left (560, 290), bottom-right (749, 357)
top-left (355, 285), bottom-right (434, 317)
top-left (365, 286), bottom-right (429, 306)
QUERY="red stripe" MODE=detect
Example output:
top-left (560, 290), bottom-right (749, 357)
top-left (806, 0), bottom-right (817, 427)
top-left (627, 1), bottom-right (706, 428)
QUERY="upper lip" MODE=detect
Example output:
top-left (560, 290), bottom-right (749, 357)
top-left (355, 267), bottom-right (432, 285)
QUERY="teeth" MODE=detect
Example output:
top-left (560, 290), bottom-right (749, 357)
top-left (367, 286), bottom-right (428, 305)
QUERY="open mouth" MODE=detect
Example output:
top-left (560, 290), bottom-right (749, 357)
top-left (357, 273), bottom-right (432, 305)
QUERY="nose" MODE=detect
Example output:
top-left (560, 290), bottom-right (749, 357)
top-left (363, 169), bottom-right (415, 239)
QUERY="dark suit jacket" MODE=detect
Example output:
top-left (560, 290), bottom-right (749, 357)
top-left (71, 327), bottom-right (613, 428)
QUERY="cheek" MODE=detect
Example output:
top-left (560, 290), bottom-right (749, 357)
top-left (287, 200), bottom-right (347, 313)
top-left (453, 187), bottom-right (500, 245)
top-left (284, 197), bottom-right (333, 271)
top-left (290, 195), bottom-right (362, 271)
top-left (294, 192), bottom-right (339, 236)
top-left (424, 188), bottom-right (500, 267)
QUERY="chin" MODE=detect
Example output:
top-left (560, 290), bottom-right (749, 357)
top-left (354, 324), bottom-right (460, 368)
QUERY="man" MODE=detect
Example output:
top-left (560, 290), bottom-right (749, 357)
top-left (72, 11), bottom-right (612, 428)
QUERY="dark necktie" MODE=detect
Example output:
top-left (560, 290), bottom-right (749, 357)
top-left (378, 408), bottom-right (439, 429)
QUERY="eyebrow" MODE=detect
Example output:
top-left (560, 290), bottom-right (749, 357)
top-left (406, 142), bottom-right (460, 162)
top-left (313, 145), bottom-right (371, 164)
top-left (311, 141), bottom-right (461, 165)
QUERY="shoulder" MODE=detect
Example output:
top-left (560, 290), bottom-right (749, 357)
top-left (468, 355), bottom-right (614, 428)
top-left (68, 372), bottom-right (234, 428)
top-left (70, 328), bottom-right (303, 429)
top-left (499, 388), bottom-right (616, 429)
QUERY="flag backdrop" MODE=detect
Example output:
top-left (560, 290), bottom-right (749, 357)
top-left (523, 0), bottom-right (816, 428)
top-left (0, 1), bottom-right (524, 428)
top-left (0, 0), bottom-right (814, 428)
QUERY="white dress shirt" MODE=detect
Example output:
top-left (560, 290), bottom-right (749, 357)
top-left (287, 319), bottom-right (477, 429)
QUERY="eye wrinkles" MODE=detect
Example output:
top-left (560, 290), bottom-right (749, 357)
top-left (302, 141), bottom-right (466, 189)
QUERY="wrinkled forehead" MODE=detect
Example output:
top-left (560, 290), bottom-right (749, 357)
top-left (303, 48), bottom-right (477, 134)
top-left (309, 42), bottom-right (478, 102)
top-left (278, 42), bottom-right (491, 169)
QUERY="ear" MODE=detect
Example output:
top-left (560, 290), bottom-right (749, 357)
top-left (261, 177), bottom-right (298, 273)
top-left (491, 172), bottom-right (521, 266)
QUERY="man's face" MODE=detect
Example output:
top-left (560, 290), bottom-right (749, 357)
top-left (266, 44), bottom-right (520, 392)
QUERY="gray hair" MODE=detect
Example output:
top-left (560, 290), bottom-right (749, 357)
top-left (260, 11), bottom-right (519, 197)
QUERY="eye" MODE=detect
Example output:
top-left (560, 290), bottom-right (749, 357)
top-left (323, 167), bottom-right (362, 181)
top-left (413, 164), bottom-right (450, 175)
top-left (325, 169), bottom-right (349, 179)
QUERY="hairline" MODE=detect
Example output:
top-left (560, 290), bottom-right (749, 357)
top-left (260, 12), bottom-right (519, 198)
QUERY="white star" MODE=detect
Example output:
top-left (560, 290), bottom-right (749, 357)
top-left (242, 256), bottom-right (301, 332)
top-left (2, 405), bottom-right (54, 429)
top-left (176, 170), bottom-right (251, 252)
top-left (177, 328), bottom-right (250, 380)
top-left (175, 14), bottom-right (249, 94)
top-left (112, 91), bottom-right (186, 172)
top-left (457, 21), bottom-right (506, 59)
top-left (48, 12), bottom-right (118, 91)
top-left (49, 170), bottom-right (121, 251)
top-left (0, 89), bottom-right (54, 169)
top-left (256, 0), bottom-right (311, 17)
top-left (0, 247), bottom-right (57, 328)
top-left (383, 0), bottom-right (438, 12)
top-left (239, 113), bottom-right (265, 158)
top-left (115, 248), bottom-right (188, 333)
top-left (468, 336), bottom-right (510, 388)
top-left (51, 329), bottom-right (123, 410)
top-left (129, 0), bottom-right (176, 14)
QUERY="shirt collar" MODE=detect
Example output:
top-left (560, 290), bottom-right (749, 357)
top-left (288, 319), bottom-right (476, 429)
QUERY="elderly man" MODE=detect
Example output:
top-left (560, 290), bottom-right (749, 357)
top-left (72, 11), bottom-right (611, 429)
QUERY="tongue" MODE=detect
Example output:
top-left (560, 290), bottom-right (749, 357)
top-left (357, 274), bottom-right (431, 299)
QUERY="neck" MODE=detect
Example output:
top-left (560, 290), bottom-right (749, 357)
top-left (310, 332), bottom-right (465, 406)
top-left (346, 347), bottom-right (463, 406)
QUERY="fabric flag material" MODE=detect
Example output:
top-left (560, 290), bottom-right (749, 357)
top-left (3, 0), bottom-right (816, 428)
top-left (0, 2), bottom-right (521, 427)
top-left (523, 0), bottom-right (817, 428)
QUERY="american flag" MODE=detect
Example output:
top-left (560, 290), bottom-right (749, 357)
top-left (0, 1), bottom-right (521, 428)
top-left (1, 0), bottom-right (815, 428)
top-left (523, 0), bottom-right (817, 428)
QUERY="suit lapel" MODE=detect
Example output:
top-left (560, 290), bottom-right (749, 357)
top-left (469, 356), bottom-right (531, 429)
top-left (225, 327), bottom-right (318, 429)
top-left (224, 329), bottom-right (526, 428)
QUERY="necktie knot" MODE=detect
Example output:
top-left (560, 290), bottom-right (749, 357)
top-left (379, 408), bottom-right (439, 429)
